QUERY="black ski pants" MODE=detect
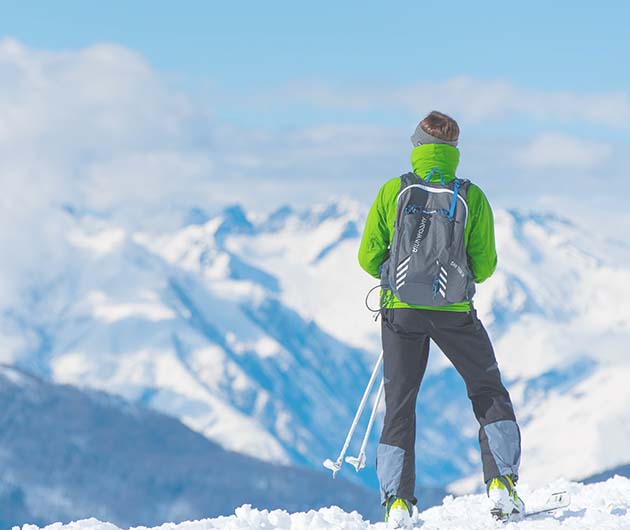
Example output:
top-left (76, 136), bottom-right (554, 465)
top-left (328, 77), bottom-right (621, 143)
top-left (376, 307), bottom-right (521, 505)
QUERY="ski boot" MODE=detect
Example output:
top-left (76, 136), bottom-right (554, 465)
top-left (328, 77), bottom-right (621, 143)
top-left (385, 496), bottom-right (414, 529)
top-left (488, 474), bottom-right (525, 521)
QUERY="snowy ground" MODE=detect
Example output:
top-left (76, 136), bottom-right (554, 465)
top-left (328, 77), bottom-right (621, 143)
top-left (17, 477), bottom-right (630, 530)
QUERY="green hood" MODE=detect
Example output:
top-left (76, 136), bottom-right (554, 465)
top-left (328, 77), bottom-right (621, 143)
top-left (411, 144), bottom-right (460, 183)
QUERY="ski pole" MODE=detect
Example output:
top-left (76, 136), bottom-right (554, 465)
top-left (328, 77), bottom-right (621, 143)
top-left (323, 350), bottom-right (384, 478)
top-left (345, 377), bottom-right (384, 472)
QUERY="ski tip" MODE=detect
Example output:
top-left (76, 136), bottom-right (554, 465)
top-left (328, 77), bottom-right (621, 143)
top-left (549, 491), bottom-right (571, 504)
top-left (524, 490), bottom-right (571, 518)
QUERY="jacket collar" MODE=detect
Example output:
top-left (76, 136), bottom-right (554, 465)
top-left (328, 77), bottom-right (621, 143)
top-left (411, 144), bottom-right (460, 183)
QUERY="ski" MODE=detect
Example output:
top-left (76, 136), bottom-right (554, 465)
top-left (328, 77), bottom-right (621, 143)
top-left (498, 491), bottom-right (570, 522)
top-left (523, 491), bottom-right (570, 518)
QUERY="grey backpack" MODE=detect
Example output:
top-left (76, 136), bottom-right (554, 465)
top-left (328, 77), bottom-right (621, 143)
top-left (380, 169), bottom-right (476, 306)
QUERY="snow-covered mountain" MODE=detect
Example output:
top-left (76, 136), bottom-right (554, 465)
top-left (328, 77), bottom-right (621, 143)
top-left (226, 203), bottom-right (630, 491)
top-left (0, 364), bottom-right (387, 528)
top-left (1, 199), bottom-right (629, 496)
top-left (2, 204), bottom-right (377, 473)
top-left (13, 476), bottom-right (630, 530)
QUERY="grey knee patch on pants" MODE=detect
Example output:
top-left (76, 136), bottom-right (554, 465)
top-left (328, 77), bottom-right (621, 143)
top-left (482, 420), bottom-right (521, 481)
top-left (377, 443), bottom-right (406, 504)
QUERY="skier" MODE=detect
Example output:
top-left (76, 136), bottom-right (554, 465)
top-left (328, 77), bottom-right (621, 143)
top-left (358, 111), bottom-right (524, 527)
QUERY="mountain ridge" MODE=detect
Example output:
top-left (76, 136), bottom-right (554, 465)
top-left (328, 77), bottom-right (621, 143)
top-left (0, 364), bottom-right (396, 528)
top-left (1, 199), bottom-right (629, 495)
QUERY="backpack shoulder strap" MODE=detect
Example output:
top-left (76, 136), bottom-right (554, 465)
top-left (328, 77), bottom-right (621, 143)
top-left (456, 178), bottom-right (471, 188)
top-left (454, 178), bottom-right (471, 199)
top-left (399, 172), bottom-right (420, 190)
top-left (441, 178), bottom-right (472, 222)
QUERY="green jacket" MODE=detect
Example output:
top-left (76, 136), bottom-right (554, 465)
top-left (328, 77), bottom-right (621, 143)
top-left (358, 143), bottom-right (497, 312)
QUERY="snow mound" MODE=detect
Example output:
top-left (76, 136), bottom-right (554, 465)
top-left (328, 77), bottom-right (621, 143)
top-left (17, 477), bottom-right (630, 530)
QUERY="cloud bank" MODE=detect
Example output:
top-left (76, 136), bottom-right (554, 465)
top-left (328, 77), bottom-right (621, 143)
top-left (0, 38), bottom-right (218, 303)
top-left (516, 133), bottom-right (613, 170)
top-left (264, 76), bottom-right (630, 129)
top-left (0, 38), bottom-right (216, 220)
top-left (0, 38), bottom-right (627, 302)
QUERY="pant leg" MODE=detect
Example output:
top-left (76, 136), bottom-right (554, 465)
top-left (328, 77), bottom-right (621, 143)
top-left (426, 308), bottom-right (521, 483)
top-left (377, 308), bottom-right (430, 505)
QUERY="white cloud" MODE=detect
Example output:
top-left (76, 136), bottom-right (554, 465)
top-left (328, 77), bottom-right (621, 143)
top-left (515, 132), bottom-right (613, 169)
top-left (0, 39), bottom-right (394, 304)
top-left (0, 38), bottom-right (218, 302)
top-left (0, 39), bottom-right (396, 261)
top-left (0, 38), bottom-right (216, 216)
top-left (265, 76), bottom-right (630, 128)
top-left (0, 37), bottom-right (626, 306)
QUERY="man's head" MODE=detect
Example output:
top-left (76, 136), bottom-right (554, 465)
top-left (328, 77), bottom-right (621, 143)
top-left (411, 111), bottom-right (459, 147)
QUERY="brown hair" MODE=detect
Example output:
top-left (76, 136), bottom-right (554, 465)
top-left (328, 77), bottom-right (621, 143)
top-left (420, 111), bottom-right (460, 142)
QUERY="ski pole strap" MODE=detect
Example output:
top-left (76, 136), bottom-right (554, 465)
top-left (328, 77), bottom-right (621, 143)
top-left (448, 179), bottom-right (461, 220)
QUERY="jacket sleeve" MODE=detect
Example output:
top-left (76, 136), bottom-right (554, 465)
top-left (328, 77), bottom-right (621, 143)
top-left (466, 185), bottom-right (498, 283)
top-left (358, 183), bottom-right (391, 278)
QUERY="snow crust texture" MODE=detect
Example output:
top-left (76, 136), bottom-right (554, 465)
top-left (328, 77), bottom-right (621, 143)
top-left (17, 477), bottom-right (630, 530)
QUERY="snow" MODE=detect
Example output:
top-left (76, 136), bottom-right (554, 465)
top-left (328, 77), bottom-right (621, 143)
top-left (517, 365), bottom-right (630, 485)
top-left (3, 199), bottom-right (630, 495)
top-left (87, 290), bottom-right (177, 323)
top-left (1, 364), bottom-right (380, 527)
top-left (15, 477), bottom-right (630, 530)
top-left (225, 205), bottom-right (377, 352)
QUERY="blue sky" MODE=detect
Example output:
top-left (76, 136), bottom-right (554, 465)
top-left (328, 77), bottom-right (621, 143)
top-left (3, 0), bottom-right (630, 92)
top-left (1, 1), bottom-right (629, 223)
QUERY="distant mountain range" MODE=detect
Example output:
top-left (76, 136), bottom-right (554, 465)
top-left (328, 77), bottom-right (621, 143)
top-left (582, 464), bottom-right (630, 485)
top-left (1, 365), bottom-right (409, 528)
top-left (1, 198), bottom-right (629, 509)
